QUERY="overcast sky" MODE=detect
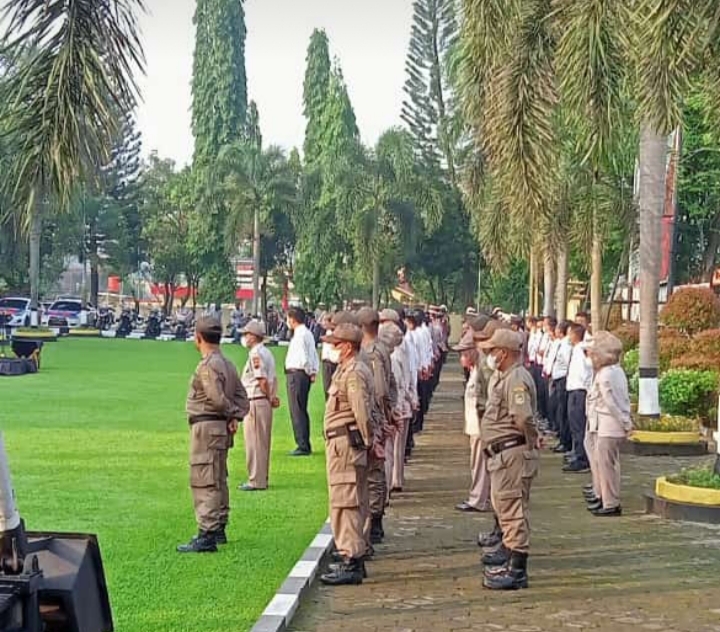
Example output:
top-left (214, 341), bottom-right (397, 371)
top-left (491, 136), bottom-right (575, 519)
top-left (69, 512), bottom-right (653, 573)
top-left (135, 0), bottom-right (413, 166)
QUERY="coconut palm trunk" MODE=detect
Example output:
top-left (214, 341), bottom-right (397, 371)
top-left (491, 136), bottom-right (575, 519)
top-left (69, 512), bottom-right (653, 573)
top-left (372, 256), bottom-right (380, 309)
top-left (542, 247), bottom-right (555, 317)
top-left (637, 123), bottom-right (667, 418)
top-left (590, 218), bottom-right (603, 334)
top-left (251, 204), bottom-right (261, 317)
top-left (28, 208), bottom-right (42, 313)
top-left (555, 238), bottom-right (568, 321)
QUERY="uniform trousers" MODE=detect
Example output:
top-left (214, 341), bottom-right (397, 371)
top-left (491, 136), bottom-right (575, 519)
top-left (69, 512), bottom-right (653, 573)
top-left (322, 360), bottom-right (337, 400)
top-left (468, 436), bottom-right (491, 510)
top-left (567, 390), bottom-right (588, 465)
top-left (384, 434), bottom-right (394, 504)
top-left (243, 399), bottom-right (273, 489)
top-left (531, 364), bottom-right (548, 420)
top-left (584, 432), bottom-right (600, 497)
top-left (190, 419), bottom-right (230, 533)
top-left (286, 371), bottom-right (312, 453)
top-left (327, 436), bottom-right (367, 560)
top-left (391, 418), bottom-right (410, 490)
top-left (487, 445), bottom-right (539, 554)
top-left (589, 435), bottom-right (623, 509)
top-left (551, 376), bottom-right (570, 449)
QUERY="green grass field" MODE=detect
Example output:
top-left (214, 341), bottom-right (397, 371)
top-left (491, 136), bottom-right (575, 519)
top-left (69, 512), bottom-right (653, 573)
top-left (0, 339), bottom-right (329, 632)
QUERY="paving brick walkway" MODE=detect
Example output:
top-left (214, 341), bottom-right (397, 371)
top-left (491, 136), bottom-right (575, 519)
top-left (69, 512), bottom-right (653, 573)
top-left (290, 367), bottom-right (720, 632)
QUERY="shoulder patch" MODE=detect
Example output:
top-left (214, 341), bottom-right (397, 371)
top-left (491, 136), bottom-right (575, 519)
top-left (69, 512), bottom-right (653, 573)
top-left (251, 355), bottom-right (261, 370)
top-left (512, 386), bottom-right (527, 406)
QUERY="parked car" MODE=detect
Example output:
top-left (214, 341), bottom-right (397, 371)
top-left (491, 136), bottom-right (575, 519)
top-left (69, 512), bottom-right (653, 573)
top-left (43, 298), bottom-right (84, 328)
top-left (0, 297), bottom-right (32, 328)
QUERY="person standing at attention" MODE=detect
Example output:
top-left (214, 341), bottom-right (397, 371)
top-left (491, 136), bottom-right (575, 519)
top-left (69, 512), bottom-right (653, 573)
top-left (239, 320), bottom-right (279, 491)
top-left (178, 316), bottom-right (249, 553)
top-left (285, 307), bottom-right (319, 456)
top-left (321, 312), bottom-right (340, 399)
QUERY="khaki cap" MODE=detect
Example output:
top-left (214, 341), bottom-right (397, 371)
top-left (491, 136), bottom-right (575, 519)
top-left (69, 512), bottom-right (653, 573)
top-left (586, 331), bottom-right (623, 356)
top-left (468, 314), bottom-right (491, 332)
top-left (379, 308), bottom-right (400, 323)
top-left (473, 319), bottom-right (508, 341)
top-left (239, 320), bottom-right (266, 338)
top-left (196, 316), bottom-right (222, 336)
top-left (452, 330), bottom-right (475, 352)
top-left (331, 311), bottom-right (359, 327)
top-left (357, 307), bottom-right (380, 327)
top-left (322, 323), bottom-right (362, 344)
top-left (379, 322), bottom-right (403, 349)
top-left (477, 328), bottom-right (522, 352)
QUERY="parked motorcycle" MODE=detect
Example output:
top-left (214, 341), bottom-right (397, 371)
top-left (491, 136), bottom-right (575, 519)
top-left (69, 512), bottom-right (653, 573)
top-left (97, 306), bottom-right (115, 331)
top-left (143, 309), bottom-right (163, 340)
top-left (116, 308), bottom-right (134, 338)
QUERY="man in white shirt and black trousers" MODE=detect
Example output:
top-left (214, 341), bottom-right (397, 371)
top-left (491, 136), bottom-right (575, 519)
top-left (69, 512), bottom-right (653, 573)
top-left (285, 307), bottom-right (320, 456)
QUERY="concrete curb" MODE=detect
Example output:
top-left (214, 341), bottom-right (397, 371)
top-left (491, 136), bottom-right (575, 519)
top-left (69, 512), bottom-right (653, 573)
top-left (249, 519), bottom-right (333, 632)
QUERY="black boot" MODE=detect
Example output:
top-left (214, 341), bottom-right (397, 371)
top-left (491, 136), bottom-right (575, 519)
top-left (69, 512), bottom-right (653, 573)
top-left (370, 515), bottom-right (384, 544)
top-left (483, 551), bottom-right (529, 590)
top-left (482, 543), bottom-right (510, 567)
top-left (328, 559), bottom-right (368, 578)
top-left (478, 515), bottom-right (503, 548)
top-left (176, 531), bottom-right (218, 553)
top-left (320, 558), bottom-right (364, 585)
top-left (214, 527), bottom-right (227, 545)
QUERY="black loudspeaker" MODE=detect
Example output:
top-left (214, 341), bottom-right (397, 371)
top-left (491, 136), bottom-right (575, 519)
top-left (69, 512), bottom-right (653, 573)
top-left (0, 532), bottom-right (113, 632)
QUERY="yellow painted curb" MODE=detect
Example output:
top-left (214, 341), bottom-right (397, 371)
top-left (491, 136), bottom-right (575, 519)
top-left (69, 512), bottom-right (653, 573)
top-left (631, 430), bottom-right (701, 444)
top-left (13, 331), bottom-right (55, 340)
top-left (68, 329), bottom-right (101, 337)
top-left (655, 477), bottom-right (720, 506)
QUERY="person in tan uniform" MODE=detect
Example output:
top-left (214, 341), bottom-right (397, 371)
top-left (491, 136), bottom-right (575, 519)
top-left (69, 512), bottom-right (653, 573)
top-left (239, 320), bottom-right (279, 492)
top-left (477, 328), bottom-right (539, 590)
top-left (319, 323), bottom-right (372, 586)
top-left (178, 316), bottom-right (250, 553)
top-left (357, 307), bottom-right (396, 546)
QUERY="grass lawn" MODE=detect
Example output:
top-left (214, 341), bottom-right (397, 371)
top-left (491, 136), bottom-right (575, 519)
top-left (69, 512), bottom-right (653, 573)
top-left (0, 338), bottom-right (329, 632)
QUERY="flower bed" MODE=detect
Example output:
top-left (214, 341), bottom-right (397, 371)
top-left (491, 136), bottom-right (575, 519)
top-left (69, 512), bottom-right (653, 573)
top-left (623, 415), bottom-right (706, 456)
top-left (646, 467), bottom-right (720, 523)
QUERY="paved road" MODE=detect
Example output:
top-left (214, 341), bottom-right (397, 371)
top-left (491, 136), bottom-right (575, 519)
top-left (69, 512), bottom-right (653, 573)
top-left (290, 367), bottom-right (720, 632)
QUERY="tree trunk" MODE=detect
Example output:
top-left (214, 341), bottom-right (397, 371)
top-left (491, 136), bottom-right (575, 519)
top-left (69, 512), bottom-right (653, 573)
top-left (590, 213), bottom-right (603, 333)
top-left (372, 257), bottom-right (380, 309)
top-left (90, 254), bottom-right (99, 308)
top-left (638, 123), bottom-right (667, 418)
top-left (542, 247), bottom-right (555, 317)
top-left (261, 271), bottom-right (268, 323)
top-left (477, 251), bottom-right (483, 313)
top-left (702, 215), bottom-right (720, 282)
top-left (29, 209), bottom-right (42, 312)
top-left (555, 238), bottom-right (568, 321)
top-left (528, 248), bottom-right (536, 315)
top-left (251, 205), bottom-right (261, 317)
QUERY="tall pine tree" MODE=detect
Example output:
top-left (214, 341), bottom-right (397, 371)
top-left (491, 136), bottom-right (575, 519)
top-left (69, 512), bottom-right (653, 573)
top-left (402, 0), bottom-right (459, 182)
top-left (302, 29), bottom-right (332, 167)
top-left (191, 0), bottom-right (249, 302)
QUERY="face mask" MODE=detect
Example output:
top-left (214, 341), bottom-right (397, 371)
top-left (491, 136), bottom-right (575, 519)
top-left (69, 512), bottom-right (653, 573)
top-left (486, 354), bottom-right (498, 371)
top-left (240, 336), bottom-right (249, 349)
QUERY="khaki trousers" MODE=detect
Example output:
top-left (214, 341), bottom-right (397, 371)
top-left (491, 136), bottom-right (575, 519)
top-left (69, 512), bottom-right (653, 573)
top-left (384, 435), bottom-right (394, 504)
top-left (468, 436), bottom-right (491, 510)
top-left (190, 419), bottom-right (230, 533)
top-left (596, 436), bottom-right (623, 509)
top-left (488, 446), bottom-right (538, 554)
top-left (326, 436), bottom-right (367, 559)
top-left (391, 418), bottom-right (410, 490)
top-left (364, 451), bottom-right (386, 547)
top-left (585, 432), bottom-right (600, 497)
top-left (243, 400), bottom-right (273, 489)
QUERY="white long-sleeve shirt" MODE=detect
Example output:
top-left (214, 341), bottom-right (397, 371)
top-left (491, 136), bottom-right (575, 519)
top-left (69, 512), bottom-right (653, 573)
top-left (551, 337), bottom-right (572, 380)
top-left (417, 324), bottom-right (434, 370)
top-left (527, 330), bottom-right (541, 364)
top-left (543, 338), bottom-right (558, 375)
top-left (285, 324), bottom-right (319, 375)
top-left (567, 343), bottom-right (593, 391)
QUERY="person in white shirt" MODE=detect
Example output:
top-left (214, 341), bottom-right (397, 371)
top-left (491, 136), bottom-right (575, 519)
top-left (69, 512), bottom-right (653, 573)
top-left (284, 307), bottom-right (319, 456)
top-left (549, 321), bottom-right (572, 453)
top-left (415, 312), bottom-right (434, 432)
top-left (320, 313), bottom-right (340, 399)
top-left (404, 311), bottom-right (424, 457)
top-left (564, 323), bottom-right (594, 472)
top-left (535, 316), bottom-right (555, 422)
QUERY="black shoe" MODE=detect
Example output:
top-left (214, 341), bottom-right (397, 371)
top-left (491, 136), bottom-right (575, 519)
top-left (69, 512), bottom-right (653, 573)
top-left (586, 500), bottom-right (603, 512)
top-left (478, 531), bottom-right (503, 548)
top-left (583, 484), bottom-right (594, 492)
top-left (328, 559), bottom-right (368, 578)
top-left (482, 544), bottom-right (510, 567)
top-left (176, 532), bottom-right (218, 553)
top-left (483, 551), bottom-right (529, 590)
top-left (370, 515), bottom-right (384, 544)
top-left (320, 558), bottom-right (364, 585)
top-left (456, 501), bottom-right (481, 513)
top-left (592, 505), bottom-right (622, 517)
top-left (289, 448), bottom-right (311, 456)
top-left (553, 444), bottom-right (569, 454)
top-left (564, 462), bottom-right (590, 473)
top-left (214, 527), bottom-right (227, 545)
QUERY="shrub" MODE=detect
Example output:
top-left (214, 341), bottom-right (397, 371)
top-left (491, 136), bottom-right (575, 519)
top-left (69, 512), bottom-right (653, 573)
top-left (613, 322), bottom-right (639, 351)
top-left (667, 466), bottom-right (720, 490)
top-left (660, 287), bottom-right (720, 335)
top-left (670, 352), bottom-right (720, 372)
top-left (659, 369), bottom-right (719, 419)
top-left (633, 414), bottom-right (699, 432)
top-left (622, 348), bottom-right (639, 377)
top-left (658, 330), bottom-right (691, 371)
top-left (692, 329), bottom-right (720, 355)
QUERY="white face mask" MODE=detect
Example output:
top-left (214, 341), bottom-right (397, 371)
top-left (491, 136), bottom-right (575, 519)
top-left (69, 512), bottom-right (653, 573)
top-left (486, 354), bottom-right (498, 371)
top-left (240, 336), bottom-right (249, 349)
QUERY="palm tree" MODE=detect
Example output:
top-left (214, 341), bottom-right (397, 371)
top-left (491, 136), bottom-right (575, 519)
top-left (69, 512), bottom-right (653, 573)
top-left (215, 141), bottom-right (297, 317)
top-left (1, 0), bottom-right (145, 315)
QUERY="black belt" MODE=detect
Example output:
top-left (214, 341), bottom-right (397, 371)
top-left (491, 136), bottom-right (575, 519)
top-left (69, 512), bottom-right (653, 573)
top-left (249, 396), bottom-right (268, 401)
top-left (325, 426), bottom-right (349, 440)
top-left (484, 436), bottom-right (526, 458)
top-left (189, 414), bottom-right (225, 425)
top-left (285, 368), bottom-right (305, 375)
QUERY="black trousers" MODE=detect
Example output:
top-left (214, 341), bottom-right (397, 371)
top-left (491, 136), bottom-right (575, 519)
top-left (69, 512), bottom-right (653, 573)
top-left (567, 390), bottom-right (588, 465)
top-left (322, 360), bottom-right (337, 400)
top-left (551, 377), bottom-right (570, 449)
top-left (286, 371), bottom-right (312, 453)
top-left (531, 363), bottom-right (548, 420)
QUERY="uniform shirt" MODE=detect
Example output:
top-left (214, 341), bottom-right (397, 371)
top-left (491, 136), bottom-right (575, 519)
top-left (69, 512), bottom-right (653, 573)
top-left (536, 332), bottom-right (550, 365)
top-left (401, 335), bottom-right (419, 403)
top-left (527, 330), bottom-right (540, 364)
top-left (186, 350), bottom-right (250, 421)
top-left (325, 358), bottom-right (372, 449)
top-left (465, 366), bottom-right (481, 437)
top-left (480, 362), bottom-right (538, 446)
top-left (551, 337), bottom-right (572, 380)
top-left (321, 330), bottom-right (341, 364)
top-left (474, 351), bottom-right (492, 419)
top-left (285, 323), bottom-right (319, 375)
top-left (390, 343), bottom-right (414, 419)
top-left (360, 340), bottom-right (395, 417)
top-left (241, 343), bottom-right (277, 400)
top-left (416, 325), bottom-right (433, 371)
top-left (543, 338), bottom-right (558, 376)
top-left (586, 364), bottom-right (632, 437)
top-left (566, 343), bottom-right (593, 392)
